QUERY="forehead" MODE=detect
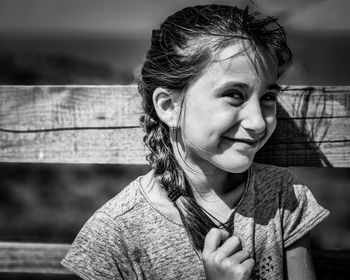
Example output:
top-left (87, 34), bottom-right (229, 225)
top-left (218, 40), bottom-right (276, 72)
top-left (197, 41), bottom-right (278, 87)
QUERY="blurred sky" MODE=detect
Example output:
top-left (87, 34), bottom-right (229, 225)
top-left (0, 0), bottom-right (350, 85)
top-left (1, 0), bottom-right (350, 34)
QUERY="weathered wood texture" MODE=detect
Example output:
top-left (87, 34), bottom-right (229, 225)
top-left (0, 242), bottom-right (70, 274)
top-left (1, 86), bottom-right (349, 166)
top-left (1, 242), bottom-right (349, 280)
top-left (257, 86), bottom-right (350, 167)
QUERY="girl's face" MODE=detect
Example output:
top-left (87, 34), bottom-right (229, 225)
top-left (176, 41), bottom-right (279, 175)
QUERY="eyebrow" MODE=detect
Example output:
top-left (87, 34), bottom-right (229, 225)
top-left (214, 82), bottom-right (248, 95)
top-left (214, 82), bottom-right (282, 95)
top-left (268, 83), bottom-right (282, 91)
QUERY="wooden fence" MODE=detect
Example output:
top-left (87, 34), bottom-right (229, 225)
top-left (0, 85), bottom-right (349, 279)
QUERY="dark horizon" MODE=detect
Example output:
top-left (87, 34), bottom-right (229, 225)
top-left (1, 29), bottom-right (350, 85)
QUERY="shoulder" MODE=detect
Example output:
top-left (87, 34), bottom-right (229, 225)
top-left (61, 177), bottom-right (147, 280)
top-left (251, 162), bottom-right (300, 192)
top-left (61, 177), bottom-right (150, 272)
top-left (74, 176), bottom-right (152, 239)
top-left (69, 177), bottom-right (147, 242)
top-left (252, 162), bottom-right (296, 181)
top-left (248, 162), bottom-right (309, 210)
top-left (96, 176), bottom-right (145, 221)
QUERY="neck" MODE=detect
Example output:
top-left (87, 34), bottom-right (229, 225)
top-left (177, 157), bottom-right (248, 208)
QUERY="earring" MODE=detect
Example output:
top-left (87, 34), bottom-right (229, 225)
top-left (170, 126), bottom-right (176, 133)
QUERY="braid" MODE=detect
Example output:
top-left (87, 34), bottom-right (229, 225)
top-left (140, 111), bottom-right (220, 250)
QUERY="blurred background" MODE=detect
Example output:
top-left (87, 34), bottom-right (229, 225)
top-left (0, 0), bottom-right (349, 264)
top-left (1, 0), bottom-right (350, 85)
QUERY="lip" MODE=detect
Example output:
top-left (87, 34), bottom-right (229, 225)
top-left (222, 136), bottom-right (261, 146)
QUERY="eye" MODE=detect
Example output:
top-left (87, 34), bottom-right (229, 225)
top-left (261, 91), bottom-right (278, 103)
top-left (222, 90), bottom-right (245, 106)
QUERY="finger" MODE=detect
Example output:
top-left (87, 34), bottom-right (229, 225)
top-left (216, 235), bottom-right (242, 257)
top-left (226, 249), bottom-right (251, 264)
top-left (241, 258), bottom-right (255, 272)
top-left (203, 228), bottom-right (229, 255)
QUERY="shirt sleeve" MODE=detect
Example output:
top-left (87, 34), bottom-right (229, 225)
top-left (61, 211), bottom-right (137, 280)
top-left (280, 170), bottom-right (330, 248)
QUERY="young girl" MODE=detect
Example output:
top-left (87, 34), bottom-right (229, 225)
top-left (62, 5), bottom-right (329, 280)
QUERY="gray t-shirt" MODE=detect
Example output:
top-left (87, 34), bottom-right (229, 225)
top-left (61, 163), bottom-right (329, 280)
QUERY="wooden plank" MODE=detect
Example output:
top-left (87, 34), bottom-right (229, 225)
top-left (1, 128), bottom-right (146, 164)
top-left (0, 85), bottom-right (142, 129)
top-left (255, 140), bottom-right (349, 167)
top-left (257, 86), bottom-right (350, 167)
top-left (278, 86), bottom-right (349, 118)
top-left (1, 242), bottom-right (349, 277)
top-left (0, 272), bottom-right (79, 280)
top-left (0, 86), bottom-right (349, 166)
top-left (0, 242), bottom-right (71, 274)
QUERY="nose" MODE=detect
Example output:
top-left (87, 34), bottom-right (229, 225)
top-left (240, 100), bottom-right (266, 134)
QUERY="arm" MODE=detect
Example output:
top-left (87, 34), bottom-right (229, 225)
top-left (285, 234), bottom-right (316, 280)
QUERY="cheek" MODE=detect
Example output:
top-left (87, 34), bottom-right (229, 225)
top-left (258, 112), bottom-right (276, 151)
top-left (264, 109), bottom-right (277, 136)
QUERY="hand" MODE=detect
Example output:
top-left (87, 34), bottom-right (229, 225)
top-left (202, 228), bottom-right (255, 280)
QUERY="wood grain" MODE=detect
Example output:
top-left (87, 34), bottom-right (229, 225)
top-left (0, 242), bottom-right (71, 274)
top-left (0, 85), bottom-right (349, 166)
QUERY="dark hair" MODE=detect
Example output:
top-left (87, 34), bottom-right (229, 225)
top-left (138, 4), bottom-right (292, 250)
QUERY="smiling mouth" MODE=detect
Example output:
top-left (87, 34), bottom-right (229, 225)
top-left (222, 136), bottom-right (261, 146)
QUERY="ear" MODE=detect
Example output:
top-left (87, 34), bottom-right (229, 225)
top-left (153, 87), bottom-right (181, 127)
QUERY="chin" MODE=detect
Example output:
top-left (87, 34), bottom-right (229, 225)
top-left (217, 156), bottom-right (253, 174)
